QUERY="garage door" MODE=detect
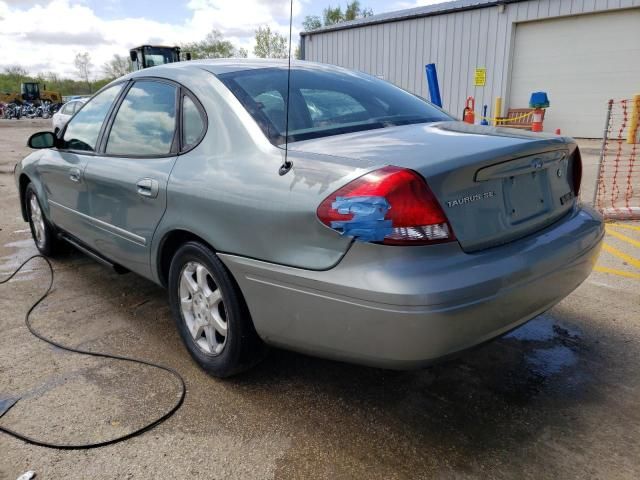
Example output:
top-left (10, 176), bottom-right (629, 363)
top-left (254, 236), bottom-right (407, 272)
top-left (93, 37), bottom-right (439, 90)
top-left (509, 9), bottom-right (640, 138)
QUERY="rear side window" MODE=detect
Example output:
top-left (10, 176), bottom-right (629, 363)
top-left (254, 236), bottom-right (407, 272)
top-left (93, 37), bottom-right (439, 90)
top-left (255, 90), bottom-right (286, 132)
top-left (61, 102), bottom-right (74, 115)
top-left (182, 95), bottom-right (205, 149)
top-left (106, 81), bottom-right (177, 156)
top-left (62, 85), bottom-right (123, 152)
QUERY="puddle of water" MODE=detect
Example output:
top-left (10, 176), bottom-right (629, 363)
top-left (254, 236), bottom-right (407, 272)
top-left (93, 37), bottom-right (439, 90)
top-left (3, 238), bottom-right (33, 249)
top-left (506, 314), bottom-right (580, 342)
top-left (527, 345), bottom-right (578, 376)
top-left (505, 314), bottom-right (583, 380)
top-left (0, 237), bottom-right (39, 279)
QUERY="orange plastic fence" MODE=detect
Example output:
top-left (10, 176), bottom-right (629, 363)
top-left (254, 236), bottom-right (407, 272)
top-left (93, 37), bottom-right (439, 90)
top-left (595, 97), bottom-right (640, 220)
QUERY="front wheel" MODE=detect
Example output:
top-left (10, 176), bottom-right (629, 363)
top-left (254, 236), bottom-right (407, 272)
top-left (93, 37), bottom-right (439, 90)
top-left (168, 241), bottom-right (265, 377)
top-left (25, 183), bottom-right (61, 257)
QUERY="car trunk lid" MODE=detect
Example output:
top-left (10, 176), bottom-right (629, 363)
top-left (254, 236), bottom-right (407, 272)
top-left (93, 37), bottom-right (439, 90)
top-left (290, 121), bottom-right (580, 252)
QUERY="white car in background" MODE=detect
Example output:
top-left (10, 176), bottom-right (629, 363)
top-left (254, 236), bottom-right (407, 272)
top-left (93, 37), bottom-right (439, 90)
top-left (52, 99), bottom-right (86, 135)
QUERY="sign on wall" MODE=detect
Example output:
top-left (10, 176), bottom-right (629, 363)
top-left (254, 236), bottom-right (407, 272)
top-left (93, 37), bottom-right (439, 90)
top-left (474, 68), bottom-right (486, 87)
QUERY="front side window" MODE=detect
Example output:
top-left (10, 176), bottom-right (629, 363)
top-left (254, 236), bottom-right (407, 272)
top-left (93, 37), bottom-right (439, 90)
top-left (62, 84), bottom-right (123, 152)
top-left (182, 95), bottom-right (205, 149)
top-left (219, 67), bottom-right (452, 144)
top-left (300, 89), bottom-right (367, 127)
top-left (106, 81), bottom-right (177, 156)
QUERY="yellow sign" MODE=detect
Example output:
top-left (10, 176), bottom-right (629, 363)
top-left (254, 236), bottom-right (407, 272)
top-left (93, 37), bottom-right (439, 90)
top-left (474, 68), bottom-right (486, 87)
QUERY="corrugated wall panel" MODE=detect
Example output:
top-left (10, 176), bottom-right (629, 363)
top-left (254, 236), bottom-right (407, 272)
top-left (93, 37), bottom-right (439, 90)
top-left (443, 13), bottom-right (455, 111)
top-left (475, 8), bottom-right (489, 114)
top-left (301, 0), bottom-right (640, 118)
top-left (410, 18), bottom-right (424, 96)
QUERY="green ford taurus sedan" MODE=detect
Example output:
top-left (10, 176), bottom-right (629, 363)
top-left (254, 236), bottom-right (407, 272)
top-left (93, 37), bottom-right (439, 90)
top-left (15, 60), bottom-right (604, 377)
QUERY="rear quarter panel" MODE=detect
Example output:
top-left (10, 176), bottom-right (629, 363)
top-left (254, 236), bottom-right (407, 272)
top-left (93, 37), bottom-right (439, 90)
top-left (150, 69), bottom-right (368, 282)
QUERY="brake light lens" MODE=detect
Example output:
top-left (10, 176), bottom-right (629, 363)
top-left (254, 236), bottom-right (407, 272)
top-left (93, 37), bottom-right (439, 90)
top-left (571, 150), bottom-right (582, 196)
top-left (317, 166), bottom-right (455, 245)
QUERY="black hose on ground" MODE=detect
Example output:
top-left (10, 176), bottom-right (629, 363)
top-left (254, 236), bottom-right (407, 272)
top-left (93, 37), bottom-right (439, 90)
top-left (0, 255), bottom-right (186, 449)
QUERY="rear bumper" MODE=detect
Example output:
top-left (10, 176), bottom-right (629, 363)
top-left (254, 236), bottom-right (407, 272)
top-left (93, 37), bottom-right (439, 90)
top-left (219, 205), bottom-right (604, 369)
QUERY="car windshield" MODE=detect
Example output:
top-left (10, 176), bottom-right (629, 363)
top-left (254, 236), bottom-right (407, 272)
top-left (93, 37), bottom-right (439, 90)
top-left (143, 47), bottom-right (177, 67)
top-left (218, 67), bottom-right (452, 144)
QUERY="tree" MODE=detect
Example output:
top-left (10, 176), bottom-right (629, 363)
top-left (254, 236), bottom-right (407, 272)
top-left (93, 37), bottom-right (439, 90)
top-left (344, 1), bottom-right (372, 19)
top-left (0, 66), bottom-right (112, 96)
top-left (181, 30), bottom-right (245, 59)
top-left (74, 52), bottom-right (93, 93)
top-left (40, 71), bottom-right (61, 84)
top-left (3, 65), bottom-right (29, 79)
top-left (0, 66), bottom-right (29, 94)
top-left (253, 26), bottom-right (288, 59)
top-left (344, 0), bottom-right (360, 20)
top-left (102, 54), bottom-right (130, 79)
top-left (303, 2), bottom-right (373, 30)
top-left (323, 6), bottom-right (343, 26)
top-left (302, 15), bottom-right (322, 31)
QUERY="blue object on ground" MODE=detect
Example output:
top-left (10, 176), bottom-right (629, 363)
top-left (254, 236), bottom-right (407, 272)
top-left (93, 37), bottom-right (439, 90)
top-left (425, 64), bottom-right (442, 108)
top-left (481, 105), bottom-right (489, 125)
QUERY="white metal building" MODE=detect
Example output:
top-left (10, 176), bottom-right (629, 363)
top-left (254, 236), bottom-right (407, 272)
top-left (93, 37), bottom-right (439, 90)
top-left (300, 0), bottom-right (640, 137)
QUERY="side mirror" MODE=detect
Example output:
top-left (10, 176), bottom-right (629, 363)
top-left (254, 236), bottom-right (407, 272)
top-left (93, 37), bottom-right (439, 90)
top-left (28, 131), bottom-right (56, 149)
top-left (130, 50), bottom-right (138, 62)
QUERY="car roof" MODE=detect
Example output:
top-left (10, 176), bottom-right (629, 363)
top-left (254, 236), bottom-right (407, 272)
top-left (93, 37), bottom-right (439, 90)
top-left (127, 58), bottom-right (343, 78)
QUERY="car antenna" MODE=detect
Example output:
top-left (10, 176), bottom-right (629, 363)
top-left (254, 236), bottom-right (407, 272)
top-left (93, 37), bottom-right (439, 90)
top-left (278, 0), bottom-right (294, 176)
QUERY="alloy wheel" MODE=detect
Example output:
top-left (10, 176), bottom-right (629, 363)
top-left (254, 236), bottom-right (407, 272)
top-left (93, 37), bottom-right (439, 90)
top-left (29, 192), bottom-right (46, 249)
top-left (179, 261), bottom-right (228, 355)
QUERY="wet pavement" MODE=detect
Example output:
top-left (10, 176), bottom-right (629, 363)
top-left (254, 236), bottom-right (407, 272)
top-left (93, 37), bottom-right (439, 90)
top-left (1, 120), bottom-right (639, 479)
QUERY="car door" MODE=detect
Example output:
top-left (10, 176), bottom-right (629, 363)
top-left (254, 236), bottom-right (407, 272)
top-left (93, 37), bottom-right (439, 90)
top-left (40, 84), bottom-right (125, 238)
top-left (81, 79), bottom-right (180, 278)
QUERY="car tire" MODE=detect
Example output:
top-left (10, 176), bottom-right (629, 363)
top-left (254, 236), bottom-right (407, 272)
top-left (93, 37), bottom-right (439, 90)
top-left (168, 241), bottom-right (266, 377)
top-left (25, 183), bottom-right (61, 257)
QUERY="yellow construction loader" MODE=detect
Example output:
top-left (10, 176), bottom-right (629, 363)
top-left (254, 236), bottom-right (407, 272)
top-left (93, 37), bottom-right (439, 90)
top-left (0, 82), bottom-right (62, 105)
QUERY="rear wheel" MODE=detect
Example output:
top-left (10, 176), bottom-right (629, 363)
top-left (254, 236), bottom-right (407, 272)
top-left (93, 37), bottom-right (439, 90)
top-left (25, 183), bottom-right (61, 257)
top-left (168, 241), bottom-right (265, 377)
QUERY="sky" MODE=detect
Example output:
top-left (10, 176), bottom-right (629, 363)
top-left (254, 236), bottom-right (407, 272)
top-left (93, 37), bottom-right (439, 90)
top-left (0, 0), bottom-right (447, 79)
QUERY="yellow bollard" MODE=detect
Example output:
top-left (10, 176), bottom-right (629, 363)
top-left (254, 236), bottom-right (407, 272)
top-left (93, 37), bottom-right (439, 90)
top-left (493, 97), bottom-right (502, 126)
top-left (628, 94), bottom-right (640, 144)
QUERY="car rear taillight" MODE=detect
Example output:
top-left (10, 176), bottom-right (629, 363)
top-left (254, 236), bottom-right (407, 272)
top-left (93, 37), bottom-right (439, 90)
top-left (571, 150), bottom-right (582, 196)
top-left (317, 166), bottom-right (455, 245)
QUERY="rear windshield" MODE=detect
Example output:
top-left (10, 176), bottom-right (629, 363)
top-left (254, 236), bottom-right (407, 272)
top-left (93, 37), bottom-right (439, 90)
top-left (218, 67), bottom-right (452, 144)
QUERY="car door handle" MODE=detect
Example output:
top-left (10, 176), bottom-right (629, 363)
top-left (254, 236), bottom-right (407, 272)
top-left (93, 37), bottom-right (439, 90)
top-left (136, 178), bottom-right (159, 198)
top-left (69, 167), bottom-right (81, 183)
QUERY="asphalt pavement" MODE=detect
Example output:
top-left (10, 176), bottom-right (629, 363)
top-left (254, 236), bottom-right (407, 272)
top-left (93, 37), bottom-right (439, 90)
top-left (1, 119), bottom-right (639, 479)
